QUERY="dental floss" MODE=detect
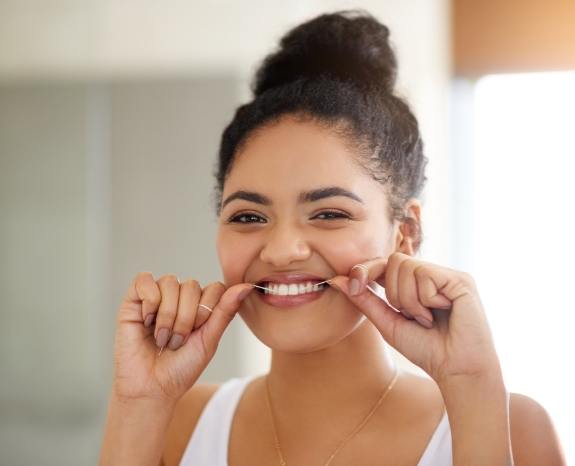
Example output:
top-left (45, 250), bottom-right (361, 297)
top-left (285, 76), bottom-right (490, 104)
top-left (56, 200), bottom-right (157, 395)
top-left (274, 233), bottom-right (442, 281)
top-left (251, 278), bottom-right (397, 311)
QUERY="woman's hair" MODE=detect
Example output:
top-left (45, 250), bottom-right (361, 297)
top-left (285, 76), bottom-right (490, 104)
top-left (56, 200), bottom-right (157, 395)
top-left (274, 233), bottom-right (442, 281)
top-left (212, 9), bottom-right (428, 251)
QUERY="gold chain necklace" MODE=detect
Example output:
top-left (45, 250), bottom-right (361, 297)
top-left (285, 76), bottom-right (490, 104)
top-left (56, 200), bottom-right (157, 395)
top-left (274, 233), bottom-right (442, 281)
top-left (264, 367), bottom-right (399, 466)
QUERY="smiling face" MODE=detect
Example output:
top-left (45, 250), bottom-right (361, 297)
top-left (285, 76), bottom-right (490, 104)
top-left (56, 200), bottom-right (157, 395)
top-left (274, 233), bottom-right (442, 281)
top-left (216, 115), bottom-right (400, 352)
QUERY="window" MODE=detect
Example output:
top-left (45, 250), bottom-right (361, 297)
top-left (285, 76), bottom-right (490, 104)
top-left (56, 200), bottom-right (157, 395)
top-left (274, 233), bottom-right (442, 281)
top-left (460, 71), bottom-right (575, 462)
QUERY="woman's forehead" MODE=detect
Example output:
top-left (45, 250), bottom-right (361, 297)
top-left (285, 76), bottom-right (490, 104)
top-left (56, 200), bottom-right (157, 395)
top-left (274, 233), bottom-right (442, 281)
top-left (230, 118), bottom-right (366, 181)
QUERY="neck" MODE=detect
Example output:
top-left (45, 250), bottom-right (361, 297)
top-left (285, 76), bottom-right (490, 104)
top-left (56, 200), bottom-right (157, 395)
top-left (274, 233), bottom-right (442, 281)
top-left (266, 319), bottom-right (399, 425)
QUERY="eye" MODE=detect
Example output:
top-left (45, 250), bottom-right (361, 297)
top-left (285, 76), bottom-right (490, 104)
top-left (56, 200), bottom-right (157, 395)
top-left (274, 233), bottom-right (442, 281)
top-left (313, 210), bottom-right (351, 221)
top-left (226, 210), bottom-right (351, 224)
top-left (227, 212), bottom-right (266, 224)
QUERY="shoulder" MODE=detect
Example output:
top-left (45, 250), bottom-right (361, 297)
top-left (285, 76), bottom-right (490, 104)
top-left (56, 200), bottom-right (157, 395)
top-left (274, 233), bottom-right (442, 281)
top-left (162, 382), bottom-right (221, 466)
top-left (509, 392), bottom-right (566, 465)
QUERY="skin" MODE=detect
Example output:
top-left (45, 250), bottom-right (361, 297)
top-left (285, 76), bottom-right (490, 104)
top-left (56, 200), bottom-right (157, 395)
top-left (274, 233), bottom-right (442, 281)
top-left (100, 114), bottom-right (567, 466)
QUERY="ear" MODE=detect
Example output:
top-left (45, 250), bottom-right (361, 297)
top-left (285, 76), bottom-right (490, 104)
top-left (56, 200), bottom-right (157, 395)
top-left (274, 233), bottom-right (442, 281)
top-left (393, 199), bottom-right (422, 256)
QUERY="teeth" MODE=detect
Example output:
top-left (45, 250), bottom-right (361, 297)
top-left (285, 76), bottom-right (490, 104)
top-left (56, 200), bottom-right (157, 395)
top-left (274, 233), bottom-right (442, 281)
top-left (263, 281), bottom-right (326, 296)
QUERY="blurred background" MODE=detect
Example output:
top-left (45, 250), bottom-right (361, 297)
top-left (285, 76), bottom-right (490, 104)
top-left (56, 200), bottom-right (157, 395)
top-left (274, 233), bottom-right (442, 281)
top-left (0, 0), bottom-right (573, 464)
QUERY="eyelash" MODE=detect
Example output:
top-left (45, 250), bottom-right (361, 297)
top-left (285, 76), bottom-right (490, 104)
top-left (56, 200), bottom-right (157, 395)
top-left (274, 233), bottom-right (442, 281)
top-left (227, 210), bottom-right (351, 224)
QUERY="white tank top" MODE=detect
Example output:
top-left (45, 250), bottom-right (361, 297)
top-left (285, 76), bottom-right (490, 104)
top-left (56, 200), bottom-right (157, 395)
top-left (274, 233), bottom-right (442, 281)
top-left (179, 374), bottom-right (453, 466)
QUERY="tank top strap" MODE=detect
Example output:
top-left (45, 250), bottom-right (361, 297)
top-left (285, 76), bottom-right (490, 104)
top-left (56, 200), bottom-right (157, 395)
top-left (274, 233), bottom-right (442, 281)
top-left (179, 374), bottom-right (259, 466)
top-left (416, 409), bottom-right (453, 466)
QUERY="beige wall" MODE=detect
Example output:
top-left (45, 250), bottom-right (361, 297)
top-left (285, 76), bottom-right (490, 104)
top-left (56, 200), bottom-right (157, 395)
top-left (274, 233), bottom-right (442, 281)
top-left (454, 0), bottom-right (575, 76)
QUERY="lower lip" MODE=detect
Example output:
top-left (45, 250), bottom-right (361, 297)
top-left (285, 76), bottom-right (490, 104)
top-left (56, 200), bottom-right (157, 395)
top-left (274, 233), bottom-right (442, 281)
top-left (255, 286), bottom-right (328, 308)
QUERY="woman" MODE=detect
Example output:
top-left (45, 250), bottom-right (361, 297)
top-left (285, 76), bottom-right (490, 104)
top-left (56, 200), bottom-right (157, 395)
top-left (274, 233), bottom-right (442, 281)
top-left (99, 10), bottom-right (566, 466)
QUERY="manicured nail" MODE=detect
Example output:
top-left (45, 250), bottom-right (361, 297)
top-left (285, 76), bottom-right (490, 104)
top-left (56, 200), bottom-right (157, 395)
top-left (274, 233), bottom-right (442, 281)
top-left (156, 328), bottom-right (170, 348)
top-left (144, 313), bottom-right (155, 328)
top-left (350, 278), bottom-right (360, 296)
top-left (415, 316), bottom-right (433, 328)
top-left (168, 333), bottom-right (184, 351)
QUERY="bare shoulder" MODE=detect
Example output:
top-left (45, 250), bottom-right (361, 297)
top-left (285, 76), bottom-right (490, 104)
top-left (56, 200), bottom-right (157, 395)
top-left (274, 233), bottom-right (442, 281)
top-left (509, 392), bottom-right (567, 465)
top-left (162, 382), bottom-right (221, 466)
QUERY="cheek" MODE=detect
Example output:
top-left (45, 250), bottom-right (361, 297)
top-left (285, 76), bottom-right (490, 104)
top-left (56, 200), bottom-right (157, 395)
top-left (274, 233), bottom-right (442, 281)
top-left (321, 226), bottom-right (389, 276)
top-left (216, 231), bottom-right (257, 285)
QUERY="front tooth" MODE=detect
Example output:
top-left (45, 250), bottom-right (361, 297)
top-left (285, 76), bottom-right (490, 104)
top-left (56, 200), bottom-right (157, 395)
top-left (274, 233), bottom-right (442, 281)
top-left (298, 283), bottom-right (306, 294)
top-left (288, 284), bottom-right (299, 295)
top-left (278, 284), bottom-right (289, 296)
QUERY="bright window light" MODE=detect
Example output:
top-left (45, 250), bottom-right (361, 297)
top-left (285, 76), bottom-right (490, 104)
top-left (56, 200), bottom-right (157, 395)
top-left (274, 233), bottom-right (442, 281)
top-left (472, 71), bottom-right (575, 463)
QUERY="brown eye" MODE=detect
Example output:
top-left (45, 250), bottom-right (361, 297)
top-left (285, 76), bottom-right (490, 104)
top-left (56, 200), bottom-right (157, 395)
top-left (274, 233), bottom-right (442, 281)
top-left (228, 213), bottom-right (266, 224)
top-left (313, 211), bottom-right (351, 220)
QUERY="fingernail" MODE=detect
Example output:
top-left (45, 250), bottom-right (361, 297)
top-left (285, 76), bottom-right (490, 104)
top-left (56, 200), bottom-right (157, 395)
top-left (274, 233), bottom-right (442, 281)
top-left (350, 278), bottom-right (360, 296)
top-left (144, 313), bottom-right (155, 328)
top-left (238, 287), bottom-right (252, 301)
top-left (168, 333), bottom-right (184, 351)
top-left (415, 316), bottom-right (433, 328)
top-left (156, 328), bottom-right (170, 348)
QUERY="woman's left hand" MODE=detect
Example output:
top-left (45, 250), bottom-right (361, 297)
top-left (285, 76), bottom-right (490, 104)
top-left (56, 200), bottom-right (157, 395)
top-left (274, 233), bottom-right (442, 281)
top-left (329, 252), bottom-right (502, 386)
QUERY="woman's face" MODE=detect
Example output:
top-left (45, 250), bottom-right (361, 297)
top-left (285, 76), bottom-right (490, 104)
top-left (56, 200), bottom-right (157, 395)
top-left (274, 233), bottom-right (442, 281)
top-left (216, 116), bottom-right (398, 353)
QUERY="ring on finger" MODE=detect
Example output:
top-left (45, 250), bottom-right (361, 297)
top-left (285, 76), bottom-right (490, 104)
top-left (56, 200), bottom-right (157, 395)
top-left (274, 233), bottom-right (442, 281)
top-left (351, 264), bottom-right (369, 273)
top-left (198, 303), bottom-right (213, 313)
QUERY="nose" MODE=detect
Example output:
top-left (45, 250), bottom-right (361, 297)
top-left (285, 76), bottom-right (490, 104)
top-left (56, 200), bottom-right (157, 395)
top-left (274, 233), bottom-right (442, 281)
top-left (259, 222), bottom-right (312, 268)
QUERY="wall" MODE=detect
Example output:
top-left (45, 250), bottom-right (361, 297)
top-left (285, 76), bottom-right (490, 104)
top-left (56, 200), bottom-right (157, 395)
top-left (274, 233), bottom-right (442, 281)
top-left (453, 0), bottom-right (575, 76)
top-left (0, 1), bottom-right (450, 464)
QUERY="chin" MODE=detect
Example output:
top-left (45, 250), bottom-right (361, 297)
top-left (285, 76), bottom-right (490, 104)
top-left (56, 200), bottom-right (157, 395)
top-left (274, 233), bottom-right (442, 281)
top-left (238, 304), bottom-right (366, 353)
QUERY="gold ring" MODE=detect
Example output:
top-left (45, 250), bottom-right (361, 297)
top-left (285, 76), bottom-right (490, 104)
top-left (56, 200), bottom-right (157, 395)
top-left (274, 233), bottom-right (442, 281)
top-left (198, 303), bottom-right (213, 313)
top-left (351, 264), bottom-right (369, 273)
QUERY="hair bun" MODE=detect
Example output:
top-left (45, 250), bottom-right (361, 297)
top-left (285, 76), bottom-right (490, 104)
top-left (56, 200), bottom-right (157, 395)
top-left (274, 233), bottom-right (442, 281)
top-left (251, 9), bottom-right (398, 97)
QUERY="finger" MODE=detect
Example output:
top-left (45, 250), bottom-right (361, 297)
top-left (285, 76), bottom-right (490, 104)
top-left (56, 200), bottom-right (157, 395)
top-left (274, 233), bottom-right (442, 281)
top-left (193, 281), bottom-right (227, 331)
top-left (121, 271), bottom-right (161, 328)
top-left (154, 274), bottom-right (180, 349)
top-left (384, 253), bottom-right (412, 311)
top-left (414, 265), bottom-right (452, 310)
top-left (198, 283), bottom-right (253, 357)
top-left (167, 279), bottom-right (202, 351)
top-left (329, 276), bottom-right (419, 346)
top-left (397, 259), bottom-right (434, 325)
top-left (349, 258), bottom-right (387, 295)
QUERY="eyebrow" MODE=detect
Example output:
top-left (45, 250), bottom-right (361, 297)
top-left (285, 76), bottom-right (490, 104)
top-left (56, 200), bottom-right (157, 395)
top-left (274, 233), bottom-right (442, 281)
top-left (221, 186), bottom-right (364, 209)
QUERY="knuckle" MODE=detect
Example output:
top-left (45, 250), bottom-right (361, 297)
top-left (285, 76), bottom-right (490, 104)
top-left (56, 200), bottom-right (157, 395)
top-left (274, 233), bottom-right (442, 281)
top-left (136, 270), bottom-right (154, 281)
top-left (181, 279), bottom-right (201, 292)
top-left (413, 264), bottom-right (429, 278)
top-left (460, 271), bottom-right (476, 286)
top-left (205, 281), bottom-right (227, 292)
top-left (158, 274), bottom-right (179, 285)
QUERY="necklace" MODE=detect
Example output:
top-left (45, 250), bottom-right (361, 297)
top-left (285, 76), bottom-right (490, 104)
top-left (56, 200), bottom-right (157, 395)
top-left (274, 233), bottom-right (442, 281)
top-left (264, 367), bottom-right (400, 466)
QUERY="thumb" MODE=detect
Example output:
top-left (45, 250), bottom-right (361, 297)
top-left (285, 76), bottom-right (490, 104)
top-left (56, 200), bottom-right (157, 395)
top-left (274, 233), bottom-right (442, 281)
top-left (329, 276), bottom-right (406, 345)
top-left (197, 283), bottom-right (253, 357)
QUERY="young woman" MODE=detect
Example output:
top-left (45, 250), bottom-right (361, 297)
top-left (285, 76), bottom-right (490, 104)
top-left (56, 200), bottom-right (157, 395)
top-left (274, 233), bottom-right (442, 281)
top-left (99, 10), bottom-right (566, 466)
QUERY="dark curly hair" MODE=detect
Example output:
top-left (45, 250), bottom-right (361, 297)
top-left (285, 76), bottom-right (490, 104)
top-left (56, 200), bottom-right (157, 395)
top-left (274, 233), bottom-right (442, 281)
top-left (212, 9), bottom-right (428, 252)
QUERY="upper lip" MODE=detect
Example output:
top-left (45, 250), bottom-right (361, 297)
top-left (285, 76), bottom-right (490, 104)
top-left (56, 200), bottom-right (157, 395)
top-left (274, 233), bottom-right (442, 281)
top-left (256, 272), bottom-right (327, 284)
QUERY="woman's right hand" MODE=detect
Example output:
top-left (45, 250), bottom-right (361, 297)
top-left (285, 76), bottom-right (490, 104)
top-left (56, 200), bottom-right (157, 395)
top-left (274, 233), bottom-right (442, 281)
top-left (111, 272), bottom-right (253, 404)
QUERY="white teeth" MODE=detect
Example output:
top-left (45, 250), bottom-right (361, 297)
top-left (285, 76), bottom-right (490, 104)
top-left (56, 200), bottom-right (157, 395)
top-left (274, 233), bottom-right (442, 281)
top-left (264, 281), bottom-right (326, 296)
